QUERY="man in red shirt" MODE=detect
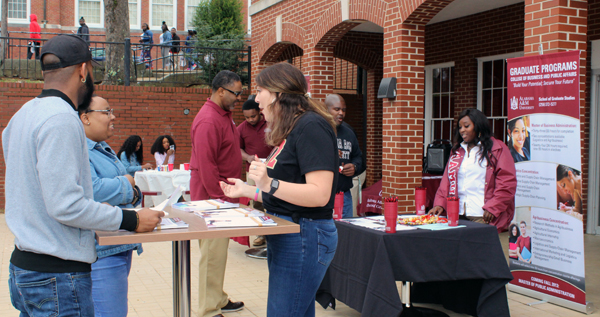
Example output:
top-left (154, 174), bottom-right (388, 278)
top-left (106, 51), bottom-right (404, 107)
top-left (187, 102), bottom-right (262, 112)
top-left (190, 70), bottom-right (245, 317)
top-left (237, 96), bottom-right (273, 246)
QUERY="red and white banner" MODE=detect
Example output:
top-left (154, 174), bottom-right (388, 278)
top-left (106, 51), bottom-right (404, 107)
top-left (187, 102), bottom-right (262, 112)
top-left (506, 50), bottom-right (586, 312)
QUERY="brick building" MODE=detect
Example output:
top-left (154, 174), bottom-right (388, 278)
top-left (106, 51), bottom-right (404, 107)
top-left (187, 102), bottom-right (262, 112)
top-left (0, 0), bottom-right (249, 42)
top-left (249, 0), bottom-right (600, 233)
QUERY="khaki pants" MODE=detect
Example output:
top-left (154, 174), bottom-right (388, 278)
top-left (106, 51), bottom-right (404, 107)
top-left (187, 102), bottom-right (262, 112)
top-left (198, 238), bottom-right (229, 317)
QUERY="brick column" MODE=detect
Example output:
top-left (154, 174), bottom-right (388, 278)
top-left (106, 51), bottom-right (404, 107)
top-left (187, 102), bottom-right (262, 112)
top-left (382, 22), bottom-right (426, 212)
top-left (303, 46), bottom-right (335, 101)
top-left (366, 69), bottom-right (383, 186)
top-left (524, 0), bottom-right (588, 218)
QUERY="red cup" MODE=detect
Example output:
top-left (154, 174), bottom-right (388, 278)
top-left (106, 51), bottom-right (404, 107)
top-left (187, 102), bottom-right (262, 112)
top-left (333, 192), bottom-right (344, 220)
top-left (415, 187), bottom-right (426, 215)
top-left (184, 163), bottom-right (190, 171)
top-left (447, 196), bottom-right (459, 226)
top-left (384, 201), bottom-right (398, 233)
top-left (168, 163), bottom-right (174, 172)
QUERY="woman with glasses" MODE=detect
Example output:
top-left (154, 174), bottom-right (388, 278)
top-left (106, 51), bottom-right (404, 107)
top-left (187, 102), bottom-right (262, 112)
top-left (118, 135), bottom-right (153, 176)
top-left (151, 135), bottom-right (176, 167)
top-left (78, 96), bottom-right (143, 317)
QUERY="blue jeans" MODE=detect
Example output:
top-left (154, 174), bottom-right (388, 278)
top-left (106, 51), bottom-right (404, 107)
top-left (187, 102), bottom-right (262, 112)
top-left (9, 263), bottom-right (94, 316)
top-left (91, 250), bottom-right (133, 317)
top-left (342, 190), bottom-right (353, 218)
top-left (266, 213), bottom-right (338, 317)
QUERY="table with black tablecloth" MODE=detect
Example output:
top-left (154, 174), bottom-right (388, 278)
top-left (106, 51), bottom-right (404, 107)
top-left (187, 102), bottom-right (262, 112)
top-left (316, 220), bottom-right (513, 317)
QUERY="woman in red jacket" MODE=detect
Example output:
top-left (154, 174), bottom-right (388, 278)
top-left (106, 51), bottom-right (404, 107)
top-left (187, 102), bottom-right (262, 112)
top-left (429, 108), bottom-right (517, 232)
top-left (28, 14), bottom-right (41, 60)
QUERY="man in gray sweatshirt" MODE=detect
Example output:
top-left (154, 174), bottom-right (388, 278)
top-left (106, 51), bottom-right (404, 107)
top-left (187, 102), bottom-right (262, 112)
top-left (2, 35), bottom-right (163, 316)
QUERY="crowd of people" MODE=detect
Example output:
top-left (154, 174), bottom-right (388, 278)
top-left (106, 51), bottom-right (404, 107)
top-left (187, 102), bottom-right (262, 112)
top-left (4, 32), bottom-right (532, 317)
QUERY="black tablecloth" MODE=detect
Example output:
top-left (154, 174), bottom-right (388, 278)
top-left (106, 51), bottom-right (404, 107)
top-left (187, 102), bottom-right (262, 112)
top-left (316, 221), bottom-right (513, 317)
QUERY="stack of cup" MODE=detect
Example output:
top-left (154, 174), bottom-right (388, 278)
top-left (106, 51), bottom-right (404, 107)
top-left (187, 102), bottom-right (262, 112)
top-left (333, 192), bottom-right (344, 220)
top-left (384, 197), bottom-right (398, 233)
top-left (415, 187), bottom-right (426, 215)
top-left (447, 196), bottom-right (459, 226)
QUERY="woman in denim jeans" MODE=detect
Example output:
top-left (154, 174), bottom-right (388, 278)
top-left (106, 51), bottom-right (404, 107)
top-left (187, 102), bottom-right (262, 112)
top-left (221, 63), bottom-right (339, 317)
top-left (79, 96), bottom-right (144, 316)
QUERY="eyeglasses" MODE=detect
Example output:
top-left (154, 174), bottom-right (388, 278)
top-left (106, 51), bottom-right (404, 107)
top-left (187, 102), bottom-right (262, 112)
top-left (87, 109), bottom-right (114, 116)
top-left (221, 87), bottom-right (243, 97)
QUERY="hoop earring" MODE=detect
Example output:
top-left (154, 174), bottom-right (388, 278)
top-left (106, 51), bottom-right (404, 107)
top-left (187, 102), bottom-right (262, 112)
top-left (82, 77), bottom-right (86, 83)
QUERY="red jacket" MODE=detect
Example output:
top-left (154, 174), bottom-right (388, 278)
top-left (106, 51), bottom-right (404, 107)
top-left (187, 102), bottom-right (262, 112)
top-left (29, 14), bottom-right (41, 40)
top-left (433, 138), bottom-right (517, 232)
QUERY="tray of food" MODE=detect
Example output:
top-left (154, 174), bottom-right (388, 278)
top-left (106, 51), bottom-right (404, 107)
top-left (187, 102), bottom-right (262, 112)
top-left (398, 214), bottom-right (448, 226)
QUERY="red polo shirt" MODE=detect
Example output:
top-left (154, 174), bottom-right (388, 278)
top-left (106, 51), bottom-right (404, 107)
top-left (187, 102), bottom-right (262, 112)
top-left (237, 117), bottom-right (273, 171)
top-left (189, 98), bottom-right (241, 202)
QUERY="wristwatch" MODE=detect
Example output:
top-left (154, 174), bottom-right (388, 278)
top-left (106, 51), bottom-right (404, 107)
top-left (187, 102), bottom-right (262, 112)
top-left (269, 179), bottom-right (280, 195)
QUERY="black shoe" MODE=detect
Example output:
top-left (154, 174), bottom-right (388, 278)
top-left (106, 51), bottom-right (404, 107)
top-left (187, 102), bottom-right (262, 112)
top-left (221, 300), bottom-right (244, 312)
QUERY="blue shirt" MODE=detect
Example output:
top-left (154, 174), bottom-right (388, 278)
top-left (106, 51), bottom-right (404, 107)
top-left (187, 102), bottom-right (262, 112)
top-left (120, 151), bottom-right (143, 177)
top-left (142, 29), bottom-right (153, 44)
top-left (87, 138), bottom-right (142, 258)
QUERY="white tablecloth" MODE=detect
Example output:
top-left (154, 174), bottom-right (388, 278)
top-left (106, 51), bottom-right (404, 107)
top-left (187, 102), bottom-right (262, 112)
top-left (135, 170), bottom-right (191, 207)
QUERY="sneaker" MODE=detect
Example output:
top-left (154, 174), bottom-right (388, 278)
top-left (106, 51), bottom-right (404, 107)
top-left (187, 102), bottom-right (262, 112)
top-left (221, 300), bottom-right (244, 312)
top-left (253, 236), bottom-right (266, 246)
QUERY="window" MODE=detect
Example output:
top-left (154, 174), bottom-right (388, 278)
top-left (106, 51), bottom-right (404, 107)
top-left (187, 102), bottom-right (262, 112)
top-left (424, 62), bottom-right (455, 150)
top-left (186, 0), bottom-right (201, 30)
top-left (477, 52), bottom-right (523, 142)
top-left (0, 0), bottom-right (30, 23)
top-left (129, 0), bottom-right (140, 29)
top-left (77, 0), bottom-right (103, 27)
top-left (151, 0), bottom-right (176, 29)
top-left (8, 0), bottom-right (27, 19)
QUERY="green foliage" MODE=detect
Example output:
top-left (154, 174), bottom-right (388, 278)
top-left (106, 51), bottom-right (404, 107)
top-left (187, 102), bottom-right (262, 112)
top-left (190, 0), bottom-right (248, 85)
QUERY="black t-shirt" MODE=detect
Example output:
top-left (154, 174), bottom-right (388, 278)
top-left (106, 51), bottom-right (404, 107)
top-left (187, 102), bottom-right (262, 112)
top-left (263, 111), bottom-right (339, 220)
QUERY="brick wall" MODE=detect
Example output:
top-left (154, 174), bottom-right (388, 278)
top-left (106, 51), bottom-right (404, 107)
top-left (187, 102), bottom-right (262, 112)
top-left (425, 3), bottom-right (525, 114)
top-left (0, 83), bottom-right (249, 208)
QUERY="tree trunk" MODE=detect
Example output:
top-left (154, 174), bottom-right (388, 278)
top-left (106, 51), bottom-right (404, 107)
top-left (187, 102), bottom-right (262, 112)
top-left (103, 0), bottom-right (130, 85)
top-left (1, 0), bottom-right (9, 65)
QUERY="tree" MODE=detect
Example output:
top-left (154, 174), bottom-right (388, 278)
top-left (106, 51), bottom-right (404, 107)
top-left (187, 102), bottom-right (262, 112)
top-left (191, 0), bottom-right (248, 85)
top-left (103, 0), bottom-right (130, 85)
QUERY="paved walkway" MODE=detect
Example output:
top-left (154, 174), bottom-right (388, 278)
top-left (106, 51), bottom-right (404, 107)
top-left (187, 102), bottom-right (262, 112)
top-left (0, 214), bottom-right (598, 316)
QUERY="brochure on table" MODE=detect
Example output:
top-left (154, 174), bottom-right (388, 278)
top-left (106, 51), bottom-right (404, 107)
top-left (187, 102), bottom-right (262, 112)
top-left (172, 199), bottom-right (239, 212)
top-left (203, 215), bottom-right (277, 228)
top-left (507, 50), bottom-right (587, 313)
top-left (194, 208), bottom-right (264, 218)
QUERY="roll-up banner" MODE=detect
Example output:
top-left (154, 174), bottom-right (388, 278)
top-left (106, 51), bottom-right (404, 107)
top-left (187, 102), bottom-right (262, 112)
top-left (506, 50), bottom-right (590, 313)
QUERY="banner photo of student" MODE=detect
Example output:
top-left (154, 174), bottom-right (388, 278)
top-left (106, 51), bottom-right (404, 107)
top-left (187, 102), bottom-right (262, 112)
top-left (506, 50), bottom-right (587, 313)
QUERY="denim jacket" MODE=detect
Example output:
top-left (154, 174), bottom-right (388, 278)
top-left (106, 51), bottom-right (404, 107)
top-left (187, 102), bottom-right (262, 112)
top-left (87, 138), bottom-right (142, 258)
top-left (120, 152), bottom-right (142, 177)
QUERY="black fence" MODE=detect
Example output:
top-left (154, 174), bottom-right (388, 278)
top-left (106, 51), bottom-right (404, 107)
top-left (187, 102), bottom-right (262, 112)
top-left (0, 35), bottom-right (251, 87)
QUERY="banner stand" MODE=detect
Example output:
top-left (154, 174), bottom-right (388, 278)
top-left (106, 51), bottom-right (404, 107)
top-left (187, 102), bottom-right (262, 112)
top-left (508, 284), bottom-right (595, 314)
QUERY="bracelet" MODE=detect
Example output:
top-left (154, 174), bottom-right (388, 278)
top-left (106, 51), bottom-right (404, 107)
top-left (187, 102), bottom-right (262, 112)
top-left (254, 188), bottom-right (260, 201)
top-left (134, 212), bottom-right (140, 230)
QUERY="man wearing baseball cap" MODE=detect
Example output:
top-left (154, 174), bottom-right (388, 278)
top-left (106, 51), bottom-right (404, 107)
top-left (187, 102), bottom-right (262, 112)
top-left (3, 35), bottom-right (163, 316)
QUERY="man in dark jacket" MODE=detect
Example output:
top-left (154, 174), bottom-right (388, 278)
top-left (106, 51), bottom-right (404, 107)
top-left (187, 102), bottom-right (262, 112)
top-left (77, 17), bottom-right (90, 43)
top-left (326, 94), bottom-right (364, 218)
top-left (170, 28), bottom-right (181, 69)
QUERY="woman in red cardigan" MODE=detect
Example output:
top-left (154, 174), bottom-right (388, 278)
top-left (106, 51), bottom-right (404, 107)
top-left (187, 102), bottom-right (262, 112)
top-left (429, 108), bottom-right (517, 232)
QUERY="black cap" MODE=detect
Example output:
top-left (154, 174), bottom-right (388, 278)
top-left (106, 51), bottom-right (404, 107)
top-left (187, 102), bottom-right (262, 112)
top-left (40, 35), bottom-right (99, 71)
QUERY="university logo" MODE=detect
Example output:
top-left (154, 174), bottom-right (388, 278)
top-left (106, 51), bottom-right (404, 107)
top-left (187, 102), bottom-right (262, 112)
top-left (510, 96), bottom-right (519, 110)
top-left (266, 140), bottom-right (286, 169)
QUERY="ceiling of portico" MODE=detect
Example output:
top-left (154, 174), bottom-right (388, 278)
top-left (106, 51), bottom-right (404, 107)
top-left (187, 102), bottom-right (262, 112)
top-left (350, 0), bottom-right (524, 33)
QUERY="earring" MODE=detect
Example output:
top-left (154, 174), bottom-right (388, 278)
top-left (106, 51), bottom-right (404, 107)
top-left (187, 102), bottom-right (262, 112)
top-left (82, 77), bottom-right (86, 83)
top-left (478, 133), bottom-right (481, 138)
top-left (87, 122), bottom-right (90, 125)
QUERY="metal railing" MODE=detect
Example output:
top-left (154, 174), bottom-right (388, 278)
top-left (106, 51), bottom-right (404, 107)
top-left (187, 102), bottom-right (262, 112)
top-left (0, 35), bottom-right (251, 87)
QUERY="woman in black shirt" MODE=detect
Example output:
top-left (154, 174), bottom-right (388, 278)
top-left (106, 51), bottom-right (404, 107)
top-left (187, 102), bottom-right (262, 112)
top-left (221, 62), bottom-right (338, 317)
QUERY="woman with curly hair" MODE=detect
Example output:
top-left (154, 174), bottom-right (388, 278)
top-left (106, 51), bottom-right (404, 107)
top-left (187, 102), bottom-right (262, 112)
top-left (429, 108), bottom-right (517, 232)
top-left (118, 135), bottom-right (153, 176)
top-left (150, 135), bottom-right (176, 167)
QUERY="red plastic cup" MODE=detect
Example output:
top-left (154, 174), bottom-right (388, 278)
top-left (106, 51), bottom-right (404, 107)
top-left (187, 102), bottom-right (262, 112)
top-left (415, 187), bottom-right (426, 215)
top-left (384, 201), bottom-right (398, 233)
top-left (333, 192), bottom-right (344, 220)
top-left (168, 163), bottom-right (174, 172)
top-left (447, 196), bottom-right (459, 226)
top-left (184, 163), bottom-right (190, 171)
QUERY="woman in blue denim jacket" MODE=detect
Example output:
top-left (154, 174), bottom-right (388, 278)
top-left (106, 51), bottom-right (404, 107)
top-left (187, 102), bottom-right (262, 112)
top-left (79, 97), bottom-right (144, 317)
top-left (118, 135), bottom-right (153, 176)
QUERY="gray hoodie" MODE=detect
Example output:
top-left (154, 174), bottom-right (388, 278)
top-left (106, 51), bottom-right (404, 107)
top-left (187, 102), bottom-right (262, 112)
top-left (2, 94), bottom-right (125, 265)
